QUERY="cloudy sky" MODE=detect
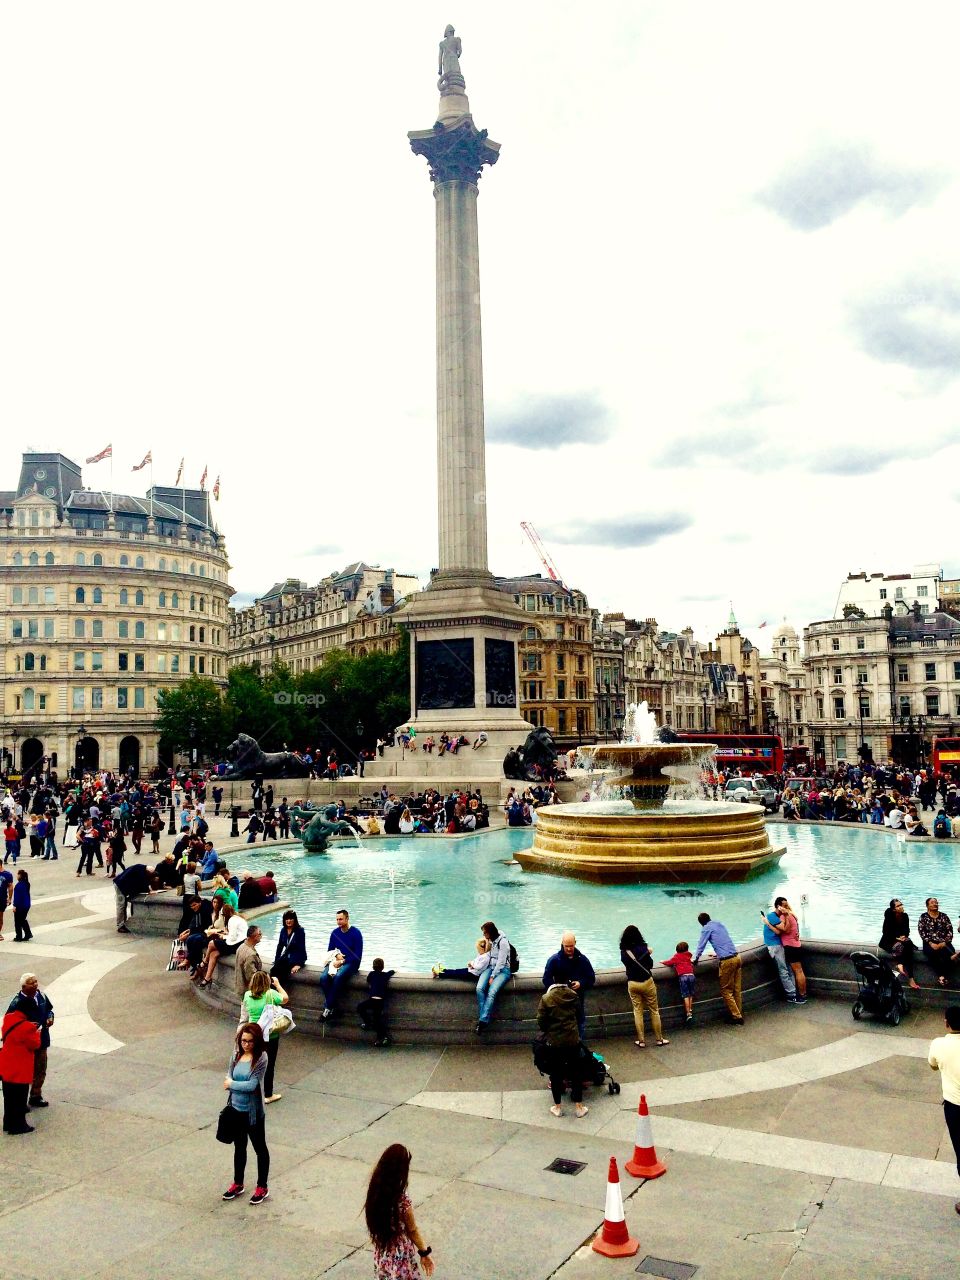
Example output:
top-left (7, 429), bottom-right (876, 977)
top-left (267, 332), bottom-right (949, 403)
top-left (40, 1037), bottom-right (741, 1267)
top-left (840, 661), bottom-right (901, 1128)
top-left (3, 2), bottom-right (959, 646)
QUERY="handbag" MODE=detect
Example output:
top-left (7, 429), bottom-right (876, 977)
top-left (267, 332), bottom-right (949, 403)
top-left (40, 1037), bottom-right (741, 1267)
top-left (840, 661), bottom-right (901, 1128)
top-left (216, 1104), bottom-right (243, 1144)
top-left (258, 1002), bottom-right (295, 1037)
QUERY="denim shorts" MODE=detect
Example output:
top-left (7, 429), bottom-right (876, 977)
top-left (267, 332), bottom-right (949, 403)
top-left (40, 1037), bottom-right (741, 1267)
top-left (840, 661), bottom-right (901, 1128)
top-left (679, 973), bottom-right (696, 998)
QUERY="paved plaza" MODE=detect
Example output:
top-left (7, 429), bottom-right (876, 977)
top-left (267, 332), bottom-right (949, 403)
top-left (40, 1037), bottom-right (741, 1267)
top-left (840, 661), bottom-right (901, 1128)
top-left (1, 815), bottom-right (957, 1280)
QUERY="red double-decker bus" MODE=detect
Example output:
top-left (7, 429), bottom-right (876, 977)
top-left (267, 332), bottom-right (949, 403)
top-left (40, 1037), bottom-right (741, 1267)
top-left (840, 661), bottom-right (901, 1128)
top-left (674, 733), bottom-right (784, 776)
top-left (931, 736), bottom-right (960, 775)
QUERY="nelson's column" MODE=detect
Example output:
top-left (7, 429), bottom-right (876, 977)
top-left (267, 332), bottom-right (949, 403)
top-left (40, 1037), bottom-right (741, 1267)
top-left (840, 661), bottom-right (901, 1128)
top-left (397, 26), bottom-right (530, 774)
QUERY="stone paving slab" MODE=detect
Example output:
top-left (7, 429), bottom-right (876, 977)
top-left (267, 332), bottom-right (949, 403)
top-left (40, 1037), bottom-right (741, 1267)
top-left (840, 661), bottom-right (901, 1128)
top-left (83, 1219), bottom-right (355, 1280)
top-left (8, 1101), bottom-right (187, 1178)
top-left (328, 1103), bottom-right (521, 1180)
top-left (254, 1088), bottom-right (392, 1153)
top-left (295, 1044), bottom-right (445, 1104)
top-left (770, 1078), bottom-right (946, 1158)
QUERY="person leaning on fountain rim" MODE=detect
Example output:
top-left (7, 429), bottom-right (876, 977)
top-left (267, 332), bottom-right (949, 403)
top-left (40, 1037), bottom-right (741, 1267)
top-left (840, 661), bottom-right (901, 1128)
top-left (693, 913), bottom-right (744, 1025)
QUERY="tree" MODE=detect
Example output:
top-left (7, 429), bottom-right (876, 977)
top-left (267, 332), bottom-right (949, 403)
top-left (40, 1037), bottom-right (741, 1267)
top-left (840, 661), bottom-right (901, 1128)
top-left (155, 676), bottom-right (228, 758)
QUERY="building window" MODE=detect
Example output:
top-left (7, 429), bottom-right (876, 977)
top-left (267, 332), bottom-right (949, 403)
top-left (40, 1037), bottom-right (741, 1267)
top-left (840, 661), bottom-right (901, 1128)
top-left (74, 619), bottom-right (85, 638)
top-left (119, 589), bottom-right (128, 605)
top-left (171, 655), bottom-right (180, 673)
top-left (11, 587), bottom-right (23, 605)
top-left (75, 587), bottom-right (85, 604)
top-left (190, 594), bottom-right (197, 611)
top-left (158, 558), bottom-right (166, 571)
top-left (118, 652), bottom-right (128, 671)
top-left (23, 688), bottom-right (35, 711)
top-left (157, 654), bottom-right (167, 673)
top-left (43, 619), bottom-right (53, 639)
top-left (879, 588), bottom-right (887, 600)
top-left (135, 621), bottom-right (145, 639)
top-left (92, 553), bottom-right (102, 567)
top-left (134, 653), bottom-right (145, 672)
top-left (198, 656), bottom-right (205, 674)
top-left (898, 663), bottom-right (909, 682)
top-left (134, 688), bottom-right (145, 709)
top-left (816, 670), bottom-right (824, 685)
top-left (189, 655), bottom-right (196, 673)
top-left (925, 662), bottom-right (936, 681)
top-left (157, 622), bottom-right (166, 641)
top-left (525, 627), bottom-right (537, 639)
top-left (558, 709), bottom-right (567, 734)
top-left (833, 667), bottom-right (842, 684)
top-left (955, 694), bottom-right (960, 717)
top-left (557, 679), bottom-right (566, 699)
top-left (44, 587), bottom-right (55, 604)
top-left (119, 555), bottom-right (129, 567)
top-left (74, 652), bottom-right (85, 671)
top-left (117, 687), bottom-right (128, 709)
top-left (895, 587), bottom-right (904, 599)
top-left (856, 637), bottom-right (865, 650)
top-left (199, 626), bottom-right (205, 643)
top-left (135, 590), bottom-right (144, 606)
top-left (899, 695), bottom-right (911, 717)
top-left (45, 552), bottom-right (54, 565)
top-left (189, 625), bottom-right (196, 642)
top-left (926, 694), bottom-right (940, 716)
top-left (171, 592), bottom-right (179, 608)
top-left (834, 697), bottom-right (845, 718)
top-left (857, 668), bottom-right (868, 684)
top-left (92, 688), bottom-right (103, 709)
top-left (135, 555), bottom-right (144, 569)
top-left (556, 653), bottom-right (565, 672)
top-left (954, 662), bottom-right (960, 681)
top-left (72, 688), bottom-right (84, 710)
top-left (918, 585), bottom-right (928, 597)
top-left (835, 736), bottom-right (847, 760)
top-left (118, 621), bottom-right (128, 638)
top-left (831, 638), bottom-right (840, 651)
top-left (555, 624), bottom-right (563, 639)
top-left (158, 591), bottom-right (166, 607)
top-left (75, 552), bottom-right (85, 566)
top-left (172, 623), bottom-right (181, 641)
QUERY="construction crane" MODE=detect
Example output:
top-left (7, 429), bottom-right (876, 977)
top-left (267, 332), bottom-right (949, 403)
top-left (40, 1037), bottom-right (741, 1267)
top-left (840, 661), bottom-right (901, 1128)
top-left (520, 521), bottom-right (571, 595)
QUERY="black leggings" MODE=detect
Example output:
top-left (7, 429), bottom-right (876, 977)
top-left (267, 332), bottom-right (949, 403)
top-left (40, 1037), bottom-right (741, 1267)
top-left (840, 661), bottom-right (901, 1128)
top-left (357, 997), bottom-right (389, 1038)
top-left (548, 1046), bottom-right (583, 1106)
top-left (923, 942), bottom-right (956, 979)
top-left (264, 1038), bottom-right (279, 1097)
top-left (233, 1117), bottom-right (269, 1186)
top-left (14, 908), bottom-right (32, 941)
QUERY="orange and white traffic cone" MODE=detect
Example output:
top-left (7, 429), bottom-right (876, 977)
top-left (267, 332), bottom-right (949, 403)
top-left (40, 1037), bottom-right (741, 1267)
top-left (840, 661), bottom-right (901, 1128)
top-left (625, 1093), bottom-right (667, 1179)
top-left (591, 1156), bottom-right (640, 1258)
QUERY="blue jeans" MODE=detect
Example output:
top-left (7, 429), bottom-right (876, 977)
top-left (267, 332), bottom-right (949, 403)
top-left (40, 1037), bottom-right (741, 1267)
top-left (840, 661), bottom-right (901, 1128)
top-left (43, 835), bottom-right (58, 860)
top-left (476, 967), bottom-right (512, 1024)
top-left (319, 962), bottom-right (358, 1014)
top-left (767, 944), bottom-right (797, 998)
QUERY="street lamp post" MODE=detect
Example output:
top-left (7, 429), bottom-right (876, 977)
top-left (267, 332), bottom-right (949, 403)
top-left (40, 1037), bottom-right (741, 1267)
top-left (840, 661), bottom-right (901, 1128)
top-left (12, 729), bottom-right (21, 778)
top-left (74, 725), bottom-right (86, 780)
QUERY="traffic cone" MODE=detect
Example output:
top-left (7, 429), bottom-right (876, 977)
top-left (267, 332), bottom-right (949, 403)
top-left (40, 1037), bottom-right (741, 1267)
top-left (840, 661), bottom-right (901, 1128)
top-left (591, 1156), bottom-right (639, 1258)
top-left (625, 1093), bottom-right (667, 1179)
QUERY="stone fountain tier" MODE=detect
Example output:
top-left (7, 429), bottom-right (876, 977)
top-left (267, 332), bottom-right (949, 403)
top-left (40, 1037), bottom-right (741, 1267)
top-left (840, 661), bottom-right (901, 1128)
top-left (517, 800), bottom-right (785, 883)
top-left (589, 741), bottom-right (715, 809)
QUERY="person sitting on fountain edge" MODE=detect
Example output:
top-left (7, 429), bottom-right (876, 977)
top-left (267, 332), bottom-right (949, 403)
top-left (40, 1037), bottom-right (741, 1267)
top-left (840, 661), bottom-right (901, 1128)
top-left (319, 908), bottom-right (363, 1022)
top-left (542, 931), bottom-right (596, 1039)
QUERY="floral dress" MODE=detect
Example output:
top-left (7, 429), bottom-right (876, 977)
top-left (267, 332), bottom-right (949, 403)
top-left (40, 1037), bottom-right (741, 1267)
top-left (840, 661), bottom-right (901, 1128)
top-left (373, 1194), bottom-right (419, 1279)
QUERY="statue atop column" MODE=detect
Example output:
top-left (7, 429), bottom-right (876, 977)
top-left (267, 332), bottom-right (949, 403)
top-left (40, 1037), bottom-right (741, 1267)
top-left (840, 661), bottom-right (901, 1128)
top-left (438, 24), bottom-right (465, 94)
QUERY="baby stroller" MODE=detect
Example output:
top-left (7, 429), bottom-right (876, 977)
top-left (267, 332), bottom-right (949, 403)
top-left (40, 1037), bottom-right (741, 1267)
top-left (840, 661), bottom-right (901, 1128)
top-left (849, 951), bottom-right (909, 1026)
top-left (531, 1036), bottom-right (621, 1096)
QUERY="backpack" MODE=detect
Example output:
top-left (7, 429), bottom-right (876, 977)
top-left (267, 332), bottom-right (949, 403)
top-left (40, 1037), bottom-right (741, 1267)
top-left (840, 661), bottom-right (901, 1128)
top-left (508, 942), bottom-right (520, 974)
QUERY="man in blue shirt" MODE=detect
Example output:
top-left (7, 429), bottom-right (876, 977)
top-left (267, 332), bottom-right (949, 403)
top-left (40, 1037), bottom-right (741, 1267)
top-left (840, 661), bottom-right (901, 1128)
top-left (542, 932), bottom-right (596, 1039)
top-left (320, 908), bottom-right (363, 1022)
top-left (763, 898), bottom-right (803, 1003)
top-left (693, 913), bottom-right (744, 1024)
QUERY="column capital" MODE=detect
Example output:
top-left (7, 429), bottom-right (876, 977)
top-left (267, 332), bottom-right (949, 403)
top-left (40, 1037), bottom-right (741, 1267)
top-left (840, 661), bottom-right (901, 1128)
top-left (408, 118), bottom-right (500, 186)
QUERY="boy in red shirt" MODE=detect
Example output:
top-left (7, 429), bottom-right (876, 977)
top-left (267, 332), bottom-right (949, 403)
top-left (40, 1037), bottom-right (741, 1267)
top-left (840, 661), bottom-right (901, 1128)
top-left (663, 941), bottom-right (696, 1024)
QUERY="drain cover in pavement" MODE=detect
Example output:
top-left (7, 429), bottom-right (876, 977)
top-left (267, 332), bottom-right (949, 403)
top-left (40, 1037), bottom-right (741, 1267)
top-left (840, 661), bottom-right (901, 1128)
top-left (636, 1257), bottom-right (698, 1279)
top-left (545, 1158), bottom-right (587, 1175)
top-left (661, 888), bottom-right (704, 898)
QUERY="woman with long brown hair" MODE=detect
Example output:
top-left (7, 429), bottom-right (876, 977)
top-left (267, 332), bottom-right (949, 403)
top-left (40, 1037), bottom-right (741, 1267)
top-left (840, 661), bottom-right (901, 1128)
top-left (221, 1022), bottom-right (270, 1205)
top-left (364, 1144), bottom-right (435, 1277)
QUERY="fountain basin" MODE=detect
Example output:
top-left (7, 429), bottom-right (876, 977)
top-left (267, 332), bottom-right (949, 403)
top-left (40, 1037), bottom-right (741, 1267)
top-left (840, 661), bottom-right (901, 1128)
top-left (588, 741), bottom-right (715, 809)
top-left (518, 799), bottom-right (784, 882)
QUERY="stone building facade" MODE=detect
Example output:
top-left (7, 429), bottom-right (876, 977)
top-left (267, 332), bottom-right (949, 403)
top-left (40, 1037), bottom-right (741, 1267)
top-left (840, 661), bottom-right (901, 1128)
top-left (496, 574), bottom-right (594, 746)
top-left (803, 605), bottom-right (960, 769)
top-left (227, 564), bottom-right (420, 674)
top-left (759, 624), bottom-right (809, 754)
top-left (0, 451), bottom-right (231, 778)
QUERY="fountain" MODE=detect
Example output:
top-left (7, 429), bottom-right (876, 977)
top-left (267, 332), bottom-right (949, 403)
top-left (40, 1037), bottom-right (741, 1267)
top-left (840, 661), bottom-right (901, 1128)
top-left (515, 702), bottom-right (784, 882)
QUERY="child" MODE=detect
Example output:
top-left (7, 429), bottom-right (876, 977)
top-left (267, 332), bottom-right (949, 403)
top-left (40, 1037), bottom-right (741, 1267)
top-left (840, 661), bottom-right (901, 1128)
top-left (13, 869), bottom-right (32, 942)
top-left (3, 818), bottom-right (20, 866)
top-left (432, 938), bottom-right (491, 981)
top-left (662, 941), bottom-right (695, 1024)
top-left (357, 957), bottom-right (395, 1047)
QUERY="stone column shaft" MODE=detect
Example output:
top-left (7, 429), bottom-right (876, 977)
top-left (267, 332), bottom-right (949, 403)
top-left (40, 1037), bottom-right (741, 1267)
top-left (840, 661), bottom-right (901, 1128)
top-left (435, 179), bottom-right (489, 581)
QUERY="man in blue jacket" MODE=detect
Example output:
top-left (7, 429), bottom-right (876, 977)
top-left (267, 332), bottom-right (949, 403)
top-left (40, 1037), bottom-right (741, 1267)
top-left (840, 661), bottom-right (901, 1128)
top-left (320, 908), bottom-right (363, 1022)
top-left (542, 932), bottom-right (596, 1038)
top-left (7, 973), bottom-right (54, 1108)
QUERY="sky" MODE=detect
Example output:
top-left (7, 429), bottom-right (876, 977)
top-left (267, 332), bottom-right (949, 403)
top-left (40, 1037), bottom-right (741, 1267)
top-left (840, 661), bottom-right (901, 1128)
top-left (3, 2), bottom-right (959, 647)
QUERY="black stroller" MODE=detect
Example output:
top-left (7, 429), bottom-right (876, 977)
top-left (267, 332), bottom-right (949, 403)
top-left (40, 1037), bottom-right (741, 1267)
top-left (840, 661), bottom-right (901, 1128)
top-left (850, 951), bottom-right (910, 1026)
top-left (531, 1036), bottom-right (621, 1096)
